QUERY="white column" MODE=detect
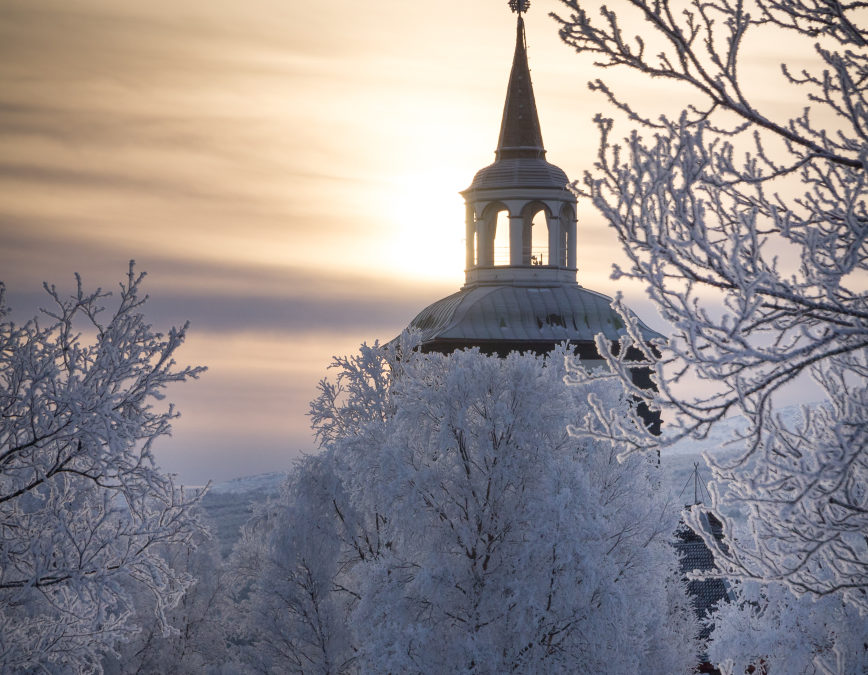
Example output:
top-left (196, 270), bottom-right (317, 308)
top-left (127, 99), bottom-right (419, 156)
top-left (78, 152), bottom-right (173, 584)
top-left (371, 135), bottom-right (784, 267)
top-left (465, 205), bottom-right (475, 269)
top-left (509, 214), bottom-right (523, 266)
top-left (547, 214), bottom-right (560, 267)
top-left (567, 218), bottom-right (577, 269)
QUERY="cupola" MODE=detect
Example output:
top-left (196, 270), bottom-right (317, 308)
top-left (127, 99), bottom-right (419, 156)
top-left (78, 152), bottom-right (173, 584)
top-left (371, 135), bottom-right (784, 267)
top-left (397, 2), bottom-right (662, 432)
top-left (462, 14), bottom-right (577, 288)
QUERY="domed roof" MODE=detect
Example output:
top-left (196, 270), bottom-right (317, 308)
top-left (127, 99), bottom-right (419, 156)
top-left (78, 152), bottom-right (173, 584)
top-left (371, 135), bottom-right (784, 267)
top-left (465, 157), bottom-right (569, 192)
top-left (408, 283), bottom-right (662, 349)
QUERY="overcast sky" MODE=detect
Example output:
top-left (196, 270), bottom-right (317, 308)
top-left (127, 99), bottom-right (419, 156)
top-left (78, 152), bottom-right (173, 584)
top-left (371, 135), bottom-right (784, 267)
top-left (1, 0), bottom-right (811, 483)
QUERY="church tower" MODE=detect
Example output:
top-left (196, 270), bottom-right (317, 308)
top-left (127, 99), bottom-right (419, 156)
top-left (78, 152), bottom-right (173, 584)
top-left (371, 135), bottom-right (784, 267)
top-left (402, 2), bottom-right (661, 418)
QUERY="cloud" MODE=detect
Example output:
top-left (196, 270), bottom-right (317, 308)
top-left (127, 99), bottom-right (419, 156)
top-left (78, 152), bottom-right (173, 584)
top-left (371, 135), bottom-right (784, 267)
top-left (0, 161), bottom-right (231, 202)
top-left (0, 232), bottom-right (451, 485)
top-left (148, 288), bottom-right (435, 338)
top-left (0, 225), bottom-right (454, 335)
top-left (0, 0), bottom-right (685, 484)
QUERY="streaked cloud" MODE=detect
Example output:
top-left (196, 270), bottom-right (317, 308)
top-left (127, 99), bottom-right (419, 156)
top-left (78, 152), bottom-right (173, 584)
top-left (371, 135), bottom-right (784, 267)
top-left (0, 0), bottom-right (665, 483)
top-left (1, 0), bottom-right (812, 482)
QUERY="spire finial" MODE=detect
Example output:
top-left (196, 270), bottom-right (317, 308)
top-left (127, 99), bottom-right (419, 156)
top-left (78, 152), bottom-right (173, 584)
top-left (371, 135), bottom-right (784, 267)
top-left (496, 1), bottom-right (545, 160)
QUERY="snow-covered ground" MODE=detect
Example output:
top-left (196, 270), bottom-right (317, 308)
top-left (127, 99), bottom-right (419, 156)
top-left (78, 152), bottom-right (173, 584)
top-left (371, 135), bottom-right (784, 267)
top-left (208, 471), bottom-right (287, 495)
top-left (659, 415), bottom-right (747, 510)
top-left (660, 405), bottom-right (809, 524)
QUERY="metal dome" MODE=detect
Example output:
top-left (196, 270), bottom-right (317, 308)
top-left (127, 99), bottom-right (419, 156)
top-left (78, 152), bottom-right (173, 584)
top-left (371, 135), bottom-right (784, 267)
top-left (409, 283), bottom-right (662, 348)
top-left (465, 157), bottom-right (569, 192)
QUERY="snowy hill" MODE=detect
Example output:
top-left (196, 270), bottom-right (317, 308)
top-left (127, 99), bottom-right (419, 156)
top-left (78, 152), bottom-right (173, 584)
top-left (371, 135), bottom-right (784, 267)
top-left (659, 416), bottom-right (746, 509)
top-left (200, 472), bottom-right (286, 557)
top-left (659, 405), bottom-right (809, 521)
top-left (208, 471), bottom-right (287, 495)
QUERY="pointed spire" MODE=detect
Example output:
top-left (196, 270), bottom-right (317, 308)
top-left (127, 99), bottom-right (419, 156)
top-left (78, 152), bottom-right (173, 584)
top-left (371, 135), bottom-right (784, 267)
top-left (496, 16), bottom-right (545, 161)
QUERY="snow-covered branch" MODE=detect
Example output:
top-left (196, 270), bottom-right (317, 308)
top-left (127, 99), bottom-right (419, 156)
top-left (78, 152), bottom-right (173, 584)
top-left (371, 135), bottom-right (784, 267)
top-left (234, 342), bottom-right (699, 672)
top-left (556, 0), bottom-right (867, 616)
top-left (0, 263), bottom-right (206, 671)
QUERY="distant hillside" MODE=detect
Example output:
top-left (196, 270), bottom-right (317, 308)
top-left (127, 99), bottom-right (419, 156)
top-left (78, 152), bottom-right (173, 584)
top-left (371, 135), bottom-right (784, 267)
top-left (660, 404), bottom-right (808, 521)
top-left (659, 415), bottom-right (747, 510)
top-left (199, 472), bottom-right (285, 557)
top-left (208, 471), bottom-right (287, 496)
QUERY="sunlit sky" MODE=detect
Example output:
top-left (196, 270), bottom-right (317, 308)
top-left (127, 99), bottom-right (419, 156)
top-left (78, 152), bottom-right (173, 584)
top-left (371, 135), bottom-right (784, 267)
top-left (1, 0), bottom-right (813, 483)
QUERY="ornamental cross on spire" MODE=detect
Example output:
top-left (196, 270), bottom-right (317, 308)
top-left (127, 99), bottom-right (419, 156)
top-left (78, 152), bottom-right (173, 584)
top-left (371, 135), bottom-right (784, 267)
top-left (508, 0), bottom-right (530, 15)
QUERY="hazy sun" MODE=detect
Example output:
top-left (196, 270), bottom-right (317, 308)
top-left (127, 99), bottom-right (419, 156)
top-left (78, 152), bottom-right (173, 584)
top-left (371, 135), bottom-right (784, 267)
top-left (383, 168), bottom-right (469, 283)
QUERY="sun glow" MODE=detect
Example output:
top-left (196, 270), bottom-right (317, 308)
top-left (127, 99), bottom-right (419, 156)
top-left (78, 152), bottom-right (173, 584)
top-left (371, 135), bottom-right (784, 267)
top-left (383, 168), bottom-right (469, 283)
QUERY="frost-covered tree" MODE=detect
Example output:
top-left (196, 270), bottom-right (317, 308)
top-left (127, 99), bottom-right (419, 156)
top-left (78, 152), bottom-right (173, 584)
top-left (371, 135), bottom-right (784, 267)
top-left (101, 528), bottom-right (234, 674)
top-left (346, 346), bottom-right (696, 673)
top-left (707, 579), bottom-right (868, 675)
top-left (236, 339), bottom-right (698, 673)
top-left (0, 264), bottom-right (205, 672)
top-left (231, 454), bottom-right (354, 674)
top-left (555, 0), bottom-right (868, 612)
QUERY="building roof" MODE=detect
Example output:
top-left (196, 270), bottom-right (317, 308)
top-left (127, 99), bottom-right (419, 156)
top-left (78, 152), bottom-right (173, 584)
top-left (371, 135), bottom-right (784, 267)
top-left (674, 510), bottom-right (732, 641)
top-left (465, 156), bottom-right (569, 193)
top-left (465, 15), bottom-right (569, 195)
top-left (399, 11), bottom-right (664, 366)
top-left (497, 16), bottom-right (545, 160)
top-left (408, 283), bottom-right (662, 349)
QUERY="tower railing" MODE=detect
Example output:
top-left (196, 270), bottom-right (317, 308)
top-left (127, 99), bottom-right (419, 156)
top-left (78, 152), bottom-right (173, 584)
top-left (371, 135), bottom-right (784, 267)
top-left (490, 246), bottom-right (550, 266)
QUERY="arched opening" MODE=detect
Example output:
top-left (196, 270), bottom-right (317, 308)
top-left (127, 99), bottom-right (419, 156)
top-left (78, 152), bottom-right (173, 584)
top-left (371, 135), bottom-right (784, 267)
top-left (530, 211), bottom-right (547, 265)
top-left (493, 210), bottom-right (510, 266)
top-left (521, 203), bottom-right (550, 266)
top-left (475, 203), bottom-right (510, 268)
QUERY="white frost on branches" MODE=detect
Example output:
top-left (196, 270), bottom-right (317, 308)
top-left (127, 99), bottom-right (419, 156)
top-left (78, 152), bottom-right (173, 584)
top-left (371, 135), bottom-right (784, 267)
top-left (0, 264), bottom-right (205, 672)
top-left (233, 339), bottom-right (699, 673)
top-left (707, 579), bottom-right (868, 674)
top-left (555, 0), bottom-right (868, 613)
